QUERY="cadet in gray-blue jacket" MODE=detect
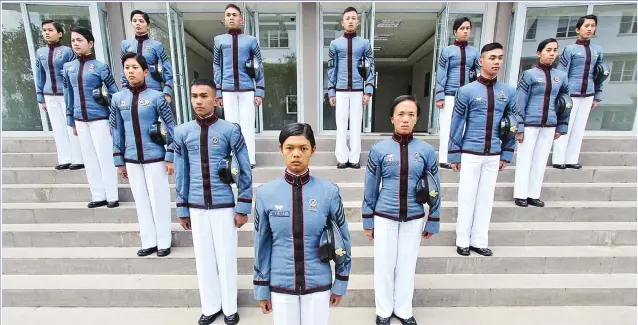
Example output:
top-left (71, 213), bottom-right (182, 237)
top-left (514, 38), bottom-right (570, 208)
top-left (120, 10), bottom-right (174, 103)
top-left (35, 20), bottom-right (83, 170)
top-left (435, 17), bottom-right (480, 169)
top-left (362, 96), bottom-right (440, 325)
top-left (253, 123), bottom-right (352, 325)
top-left (448, 43), bottom-right (519, 257)
top-left (174, 78), bottom-right (251, 325)
top-left (63, 27), bottom-right (119, 209)
top-left (327, 7), bottom-right (375, 169)
top-left (552, 14), bottom-right (605, 169)
top-left (111, 52), bottom-right (176, 257)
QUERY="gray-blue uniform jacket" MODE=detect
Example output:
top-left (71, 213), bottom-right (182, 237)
top-left (62, 54), bottom-right (119, 126)
top-left (213, 30), bottom-right (265, 98)
top-left (120, 34), bottom-right (174, 97)
top-left (448, 76), bottom-right (519, 163)
top-left (35, 43), bottom-right (76, 103)
top-left (327, 32), bottom-right (375, 97)
top-left (516, 63), bottom-right (570, 134)
top-left (253, 170), bottom-right (352, 300)
top-left (173, 114), bottom-right (253, 217)
top-left (110, 83), bottom-right (176, 166)
top-left (435, 40), bottom-right (480, 102)
top-left (362, 133), bottom-right (441, 233)
top-left (558, 39), bottom-right (604, 101)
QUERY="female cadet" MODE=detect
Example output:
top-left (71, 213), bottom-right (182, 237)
top-left (110, 52), bottom-right (176, 257)
top-left (120, 10), bottom-right (174, 103)
top-left (361, 95), bottom-right (441, 325)
top-left (253, 123), bottom-right (352, 325)
top-left (63, 26), bottom-right (119, 208)
top-left (514, 38), bottom-right (570, 208)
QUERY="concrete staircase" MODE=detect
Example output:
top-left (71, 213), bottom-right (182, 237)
top-left (2, 135), bottom-right (637, 325)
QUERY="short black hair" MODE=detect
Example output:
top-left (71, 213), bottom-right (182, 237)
top-left (190, 78), bottom-right (217, 92)
top-left (42, 20), bottom-right (64, 34)
top-left (537, 38), bottom-right (558, 53)
top-left (452, 17), bottom-right (471, 33)
top-left (121, 52), bottom-right (149, 70)
top-left (390, 95), bottom-right (421, 117)
top-left (481, 42), bottom-right (503, 55)
top-left (576, 14), bottom-right (597, 30)
top-left (225, 3), bottom-right (242, 15)
top-left (71, 26), bottom-right (94, 43)
top-left (279, 123), bottom-right (316, 148)
top-left (130, 10), bottom-right (150, 24)
top-left (343, 7), bottom-right (358, 16)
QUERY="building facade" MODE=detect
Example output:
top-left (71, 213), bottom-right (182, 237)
top-left (3, 2), bottom-right (636, 135)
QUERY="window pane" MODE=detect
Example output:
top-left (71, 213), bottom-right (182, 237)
top-left (2, 3), bottom-right (42, 131)
top-left (526, 18), bottom-right (538, 40)
top-left (27, 5), bottom-right (91, 50)
top-left (588, 4), bottom-right (638, 130)
top-left (447, 13), bottom-right (483, 47)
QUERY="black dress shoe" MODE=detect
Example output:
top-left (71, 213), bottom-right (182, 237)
top-left (514, 198), bottom-right (528, 207)
top-left (199, 311), bottom-right (222, 325)
top-left (552, 164), bottom-right (566, 169)
top-left (250, 164), bottom-right (255, 169)
top-left (350, 163), bottom-right (361, 169)
top-left (69, 164), bottom-right (85, 170)
top-left (439, 163), bottom-right (452, 169)
top-left (394, 314), bottom-right (418, 325)
top-left (224, 313), bottom-right (240, 325)
top-left (157, 248), bottom-right (171, 257)
top-left (137, 247), bottom-right (158, 257)
top-left (565, 164), bottom-right (582, 169)
top-left (87, 200), bottom-right (108, 208)
top-left (456, 246), bottom-right (470, 256)
top-left (376, 316), bottom-right (391, 325)
top-left (527, 198), bottom-right (545, 207)
top-left (337, 163), bottom-right (348, 169)
top-left (55, 163), bottom-right (71, 170)
top-left (107, 201), bottom-right (119, 208)
top-left (470, 246), bottom-right (493, 256)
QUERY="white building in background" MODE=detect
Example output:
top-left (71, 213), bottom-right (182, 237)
top-left (2, 2), bottom-right (636, 135)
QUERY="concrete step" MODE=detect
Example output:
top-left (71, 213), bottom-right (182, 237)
top-left (3, 166), bottom-right (635, 185)
top-left (3, 274), bottom-right (635, 307)
top-left (4, 151), bottom-right (637, 168)
top-left (3, 222), bottom-right (635, 247)
top-left (4, 246), bottom-right (634, 275)
top-left (4, 136), bottom-right (636, 153)
top-left (2, 183), bottom-right (635, 203)
top-left (3, 306), bottom-right (637, 325)
top-left (3, 201), bottom-right (636, 224)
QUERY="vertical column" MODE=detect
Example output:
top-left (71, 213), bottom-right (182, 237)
top-left (105, 2), bottom-right (127, 88)
top-left (300, 2), bottom-right (319, 130)
top-left (21, 2), bottom-right (50, 131)
top-left (506, 3), bottom-right (527, 87)
top-left (494, 2), bottom-right (513, 81)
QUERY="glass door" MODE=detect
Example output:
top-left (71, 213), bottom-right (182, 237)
top-left (429, 3), bottom-right (449, 132)
top-left (167, 4), bottom-right (189, 123)
top-left (362, 3), bottom-right (375, 133)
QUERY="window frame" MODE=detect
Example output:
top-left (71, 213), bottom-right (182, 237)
top-left (618, 11), bottom-right (637, 35)
top-left (524, 17), bottom-right (538, 40)
top-left (555, 15), bottom-right (579, 38)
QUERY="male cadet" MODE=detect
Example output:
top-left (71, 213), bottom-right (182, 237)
top-left (328, 6), bottom-right (375, 169)
top-left (552, 14), bottom-right (606, 170)
top-left (448, 43), bottom-right (519, 257)
top-left (173, 79), bottom-right (252, 325)
top-left (35, 20), bottom-right (84, 170)
top-left (214, 3), bottom-right (265, 168)
top-left (120, 10), bottom-right (174, 103)
top-left (435, 17), bottom-right (480, 169)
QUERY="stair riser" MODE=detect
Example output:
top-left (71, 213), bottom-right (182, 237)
top-left (4, 229), bottom-right (635, 247)
top-left (3, 288), bottom-right (635, 307)
top-left (4, 256), bottom-right (635, 275)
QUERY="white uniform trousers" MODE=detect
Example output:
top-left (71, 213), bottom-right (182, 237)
top-left (438, 96), bottom-right (455, 164)
top-left (373, 216), bottom-right (425, 319)
top-left (75, 120), bottom-right (118, 202)
top-left (44, 95), bottom-right (83, 165)
top-left (552, 96), bottom-right (594, 165)
top-left (223, 91), bottom-right (256, 165)
top-left (271, 291), bottom-right (331, 325)
top-left (190, 207), bottom-right (238, 316)
top-left (126, 161), bottom-right (172, 249)
top-left (514, 127), bottom-right (555, 200)
top-left (455, 154), bottom-right (500, 248)
top-left (335, 91), bottom-right (364, 164)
